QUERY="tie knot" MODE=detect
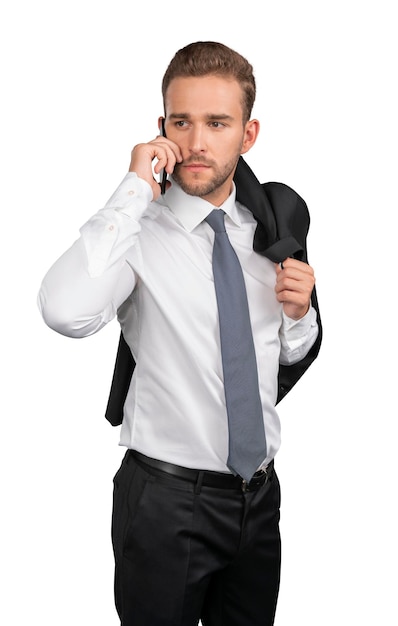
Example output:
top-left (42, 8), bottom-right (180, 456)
top-left (205, 209), bottom-right (226, 233)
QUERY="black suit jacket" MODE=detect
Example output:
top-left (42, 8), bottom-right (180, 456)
top-left (105, 157), bottom-right (322, 426)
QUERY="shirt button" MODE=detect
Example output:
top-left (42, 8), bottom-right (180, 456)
top-left (108, 225), bottom-right (114, 231)
top-left (128, 190), bottom-right (135, 196)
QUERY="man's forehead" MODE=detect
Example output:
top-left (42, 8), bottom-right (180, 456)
top-left (165, 75), bottom-right (244, 114)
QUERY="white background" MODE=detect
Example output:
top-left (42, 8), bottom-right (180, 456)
top-left (1, 1), bottom-right (397, 624)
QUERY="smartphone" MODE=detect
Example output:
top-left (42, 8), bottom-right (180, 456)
top-left (159, 117), bottom-right (167, 195)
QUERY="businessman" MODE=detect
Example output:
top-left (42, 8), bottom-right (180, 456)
top-left (38, 41), bottom-right (321, 626)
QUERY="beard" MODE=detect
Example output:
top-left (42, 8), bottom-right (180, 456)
top-left (171, 151), bottom-right (241, 198)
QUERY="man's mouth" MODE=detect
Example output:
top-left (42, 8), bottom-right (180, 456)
top-left (183, 161), bottom-right (211, 172)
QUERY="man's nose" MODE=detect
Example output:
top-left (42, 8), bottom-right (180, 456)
top-left (188, 126), bottom-right (206, 154)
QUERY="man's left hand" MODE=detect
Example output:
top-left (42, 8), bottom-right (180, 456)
top-left (275, 258), bottom-right (315, 320)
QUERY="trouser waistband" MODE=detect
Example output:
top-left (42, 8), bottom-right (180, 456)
top-left (129, 450), bottom-right (273, 493)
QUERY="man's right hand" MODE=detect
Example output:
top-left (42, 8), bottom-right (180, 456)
top-left (129, 136), bottom-right (183, 200)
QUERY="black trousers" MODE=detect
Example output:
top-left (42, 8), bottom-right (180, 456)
top-left (111, 451), bottom-right (281, 626)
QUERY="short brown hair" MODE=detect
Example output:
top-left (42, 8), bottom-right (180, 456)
top-left (162, 41), bottom-right (256, 123)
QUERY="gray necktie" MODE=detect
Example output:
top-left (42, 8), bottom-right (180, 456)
top-left (205, 209), bottom-right (267, 482)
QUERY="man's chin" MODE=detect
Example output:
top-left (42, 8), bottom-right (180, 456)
top-left (173, 174), bottom-right (214, 198)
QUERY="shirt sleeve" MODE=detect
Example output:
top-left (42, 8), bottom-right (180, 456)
top-left (279, 305), bottom-right (319, 365)
top-left (38, 173), bottom-right (153, 338)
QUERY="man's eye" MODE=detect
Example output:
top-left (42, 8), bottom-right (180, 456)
top-left (176, 121), bottom-right (187, 127)
top-left (210, 122), bottom-right (224, 128)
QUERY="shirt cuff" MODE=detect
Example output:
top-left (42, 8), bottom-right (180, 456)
top-left (279, 305), bottom-right (319, 364)
top-left (104, 172), bottom-right (153, 216)
top-left (79, 173), bottom-right (153, 278)
top-left (281, 306), bottom-right (317, 339)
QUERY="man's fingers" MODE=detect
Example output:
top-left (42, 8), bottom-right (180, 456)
top-left (150, 137), bottom-right (183, 174)
top-left (274, 258), bottom-right (315, 310)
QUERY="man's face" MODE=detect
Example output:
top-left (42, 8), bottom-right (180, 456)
top-left (163, 75), bottom-right (259, 206)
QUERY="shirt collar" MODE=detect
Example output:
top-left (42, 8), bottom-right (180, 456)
top-left (160, 176), bottom-right (241, 232)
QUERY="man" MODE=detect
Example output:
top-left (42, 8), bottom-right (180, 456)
top-left (38, 41), bottom-right (321, 626)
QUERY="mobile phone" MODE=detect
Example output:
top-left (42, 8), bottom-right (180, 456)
top-left (159, 117), bottom-right (167, 195)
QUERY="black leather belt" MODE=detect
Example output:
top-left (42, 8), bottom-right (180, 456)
top-left (129, 450), bottom-right (273, 492)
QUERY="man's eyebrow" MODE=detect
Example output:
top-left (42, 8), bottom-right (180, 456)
top-left (168, 113), bottom-right (234, 121)
top-left (168, 113), bottom-right (190, 120)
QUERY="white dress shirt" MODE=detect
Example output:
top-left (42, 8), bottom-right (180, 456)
top-left (38, 172), bottom-right (318, 472)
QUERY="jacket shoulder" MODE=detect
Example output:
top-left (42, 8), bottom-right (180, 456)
top-left (262, 181), bottom-right (310, 221)
top-left (261, 181), bottom-right (310, 250)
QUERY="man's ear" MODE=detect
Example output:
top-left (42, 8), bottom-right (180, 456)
top-left (241, 119), bottom-right (260, 154)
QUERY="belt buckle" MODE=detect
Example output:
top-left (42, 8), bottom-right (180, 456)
top-left (241, 469), bottom-right (268, 493)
